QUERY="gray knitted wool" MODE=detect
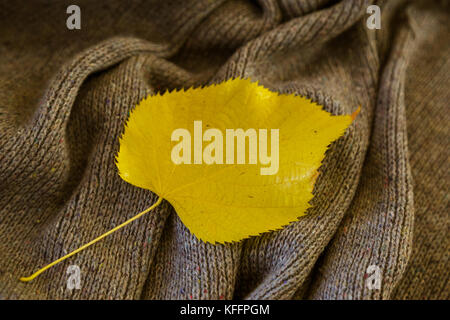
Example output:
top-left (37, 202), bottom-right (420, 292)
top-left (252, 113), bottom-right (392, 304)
top-left (0, 0), bottom-right (448, 299)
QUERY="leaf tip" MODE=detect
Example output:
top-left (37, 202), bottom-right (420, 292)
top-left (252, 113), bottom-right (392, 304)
top-left (351, 105), bottom-right (361, 121)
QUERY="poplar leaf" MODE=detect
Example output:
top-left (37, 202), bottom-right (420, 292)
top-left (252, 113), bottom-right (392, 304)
top-left (116, 78), bottom-right (357, 244)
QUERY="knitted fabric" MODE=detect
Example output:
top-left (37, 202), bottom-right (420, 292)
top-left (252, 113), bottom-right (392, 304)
top-left (0, 0), bottom-right (448, 299)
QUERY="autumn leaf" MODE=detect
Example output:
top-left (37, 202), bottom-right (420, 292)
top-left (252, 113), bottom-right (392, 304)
top-left (116, 78), bottom-right (357, 244)
top-left (19, 78), bottom-right (358, 282)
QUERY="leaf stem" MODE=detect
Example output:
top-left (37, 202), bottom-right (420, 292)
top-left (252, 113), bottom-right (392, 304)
top-left (20, 196), bottom-right (163, 282)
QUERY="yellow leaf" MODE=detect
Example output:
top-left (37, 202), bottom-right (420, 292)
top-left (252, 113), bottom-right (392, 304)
top-left (19, 78), bottom-right (359, 283)
top-left (116, 78), bottom-right (356, 244)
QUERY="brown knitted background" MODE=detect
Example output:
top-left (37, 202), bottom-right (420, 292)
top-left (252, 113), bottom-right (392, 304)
top-left (0, 0), bottom-right (448, 299)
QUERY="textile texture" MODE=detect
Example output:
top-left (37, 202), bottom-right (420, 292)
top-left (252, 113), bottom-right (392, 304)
top-left (0, 0), bottom-right (448, 299)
